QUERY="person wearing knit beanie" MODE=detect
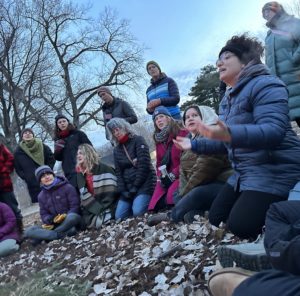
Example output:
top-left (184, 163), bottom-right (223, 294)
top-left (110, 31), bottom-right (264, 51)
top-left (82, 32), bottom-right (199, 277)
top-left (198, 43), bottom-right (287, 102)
top-left (97, 86), bottom-right (114, 105)
top-left (262, 1), bottom-right (300, 126)
top-left (146, 61), bottom-right (181, 120)
top-left (35, 165), bottom-right (55, 183)
top-left (152, 106), bottom-right (172, 121)
top-left (21, 128), bottom-right (34, 139)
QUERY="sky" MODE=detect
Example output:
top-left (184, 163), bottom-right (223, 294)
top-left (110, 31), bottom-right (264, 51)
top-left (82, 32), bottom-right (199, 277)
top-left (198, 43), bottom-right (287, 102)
top-left (74, 0), bottom-right (294, 146)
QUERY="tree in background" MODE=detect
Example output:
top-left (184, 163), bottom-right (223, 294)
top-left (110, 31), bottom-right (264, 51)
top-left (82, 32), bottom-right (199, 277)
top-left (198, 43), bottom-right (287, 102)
top-left (0, 0), bottom-right (145, 150)
top-left (181, 65), bottom-right (221, 113)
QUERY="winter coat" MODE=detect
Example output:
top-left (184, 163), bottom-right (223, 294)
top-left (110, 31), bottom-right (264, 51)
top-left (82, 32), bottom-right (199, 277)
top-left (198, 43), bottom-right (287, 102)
top-left (148, 129), bottom-right (188, 210)
top-left (14, 144), bottom-right (55, 203)
top-left (179, 136), bottom-right (232, 197)
top-left (265, 12), bottom-right (300, 120)
top-left (0, 144), bottom-right (14, 192)
top-left (54, 129), bottom-right (92, 187)
top-left (0, 202), bottom-right (20, 242)
top-left (38, 176), bottom-right (80, 225)
top-left (77, 162), bottom-right (118, 227)
top-left (146, 73), bottom-right (181, 118)
top-left (191, 63), bottom-right (300, 197)
top-left (113, 135), bottom-right (156, 197)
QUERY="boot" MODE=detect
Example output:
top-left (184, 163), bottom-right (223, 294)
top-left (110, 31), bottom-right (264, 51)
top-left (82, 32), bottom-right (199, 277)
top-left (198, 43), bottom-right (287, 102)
top-left (147, 212), bottom-right (170, 226)
top-left (208, 267), bottom-right (253, 296)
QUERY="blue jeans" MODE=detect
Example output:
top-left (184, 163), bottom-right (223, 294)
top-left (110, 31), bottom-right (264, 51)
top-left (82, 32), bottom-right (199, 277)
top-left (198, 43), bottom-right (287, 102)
top-left (0, 239), bottom-right (19, 257)
top-left (25, 213), bottom-right (81, 241)
top-left (115, 194), bottom-right (151, 220)
top-left (171, 181), bottom-right (224, 222)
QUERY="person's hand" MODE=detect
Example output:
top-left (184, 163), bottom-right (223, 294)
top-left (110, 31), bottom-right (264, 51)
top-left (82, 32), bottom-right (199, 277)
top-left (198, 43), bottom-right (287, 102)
top-left (147, 99), bottom-right (161, 110)
top-left (173, 136), bottom-right (192, 150)
top-left (196, 120), bottom-right (231, 142)
top-left (54, 139), bottom-right (66, 152)
top-left (53, 213), bottom-right (67, 224)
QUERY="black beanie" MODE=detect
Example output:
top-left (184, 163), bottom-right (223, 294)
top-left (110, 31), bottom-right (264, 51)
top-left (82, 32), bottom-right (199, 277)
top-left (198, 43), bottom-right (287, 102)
top-left (218, 44), bottom-right (247, 61)
top-left (55, 114), bottom-right (69, 125)
top-left (21, 128), bottom-right (35, 138)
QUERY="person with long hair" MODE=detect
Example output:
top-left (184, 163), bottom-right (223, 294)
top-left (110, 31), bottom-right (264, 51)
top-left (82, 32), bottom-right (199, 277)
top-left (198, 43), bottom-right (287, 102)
top-left (106, 118), bottom-right (156, 220)
top-left (76, 144), bottom-right (118, 228)
top-left (174, 33), bottom-right (300, 239)
top-left (54, 114), bottom-right (92, 188)
top-left (14, 128), bottom-right (55, 203)
top-left (148, 105), bottom-right (232, 225)
top-left (148, 106), bottom-right (188, 212)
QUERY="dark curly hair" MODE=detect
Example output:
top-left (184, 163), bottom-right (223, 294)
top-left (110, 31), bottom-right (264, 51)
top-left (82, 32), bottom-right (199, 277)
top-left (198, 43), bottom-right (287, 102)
top-left (219, 33), bottom-right (264, 65)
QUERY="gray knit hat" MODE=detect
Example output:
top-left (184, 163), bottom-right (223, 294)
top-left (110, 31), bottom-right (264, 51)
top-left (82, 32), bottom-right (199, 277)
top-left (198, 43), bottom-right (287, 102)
top-left (35, 165), bottom-right (54, 182)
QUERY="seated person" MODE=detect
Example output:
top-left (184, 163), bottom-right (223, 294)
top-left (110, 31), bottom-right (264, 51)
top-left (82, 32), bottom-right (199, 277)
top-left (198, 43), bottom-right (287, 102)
top-left (76, 144), bottom-right (118, 228)
top-left (0, 202), bottom-right (20, 257)
top-left (25, 165), bottom-right (81, 244)
top-left (148, 106), bottom-right (188, 212)
top-left (148, 105), bottom-right (232, 225)
top-left (106, 118), bottom-right (156, 220)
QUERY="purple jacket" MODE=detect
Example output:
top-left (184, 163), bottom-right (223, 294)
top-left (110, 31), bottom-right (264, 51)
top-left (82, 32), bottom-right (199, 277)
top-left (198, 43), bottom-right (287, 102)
top-left (0, 202), bottom-right (20, 242)
top-left (38, 176), bottom-right (80, 224)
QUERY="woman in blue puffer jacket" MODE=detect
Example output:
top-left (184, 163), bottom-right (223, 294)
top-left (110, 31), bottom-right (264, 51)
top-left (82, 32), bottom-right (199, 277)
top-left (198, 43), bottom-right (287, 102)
top-left (174, 33), bottom-right (300, 239)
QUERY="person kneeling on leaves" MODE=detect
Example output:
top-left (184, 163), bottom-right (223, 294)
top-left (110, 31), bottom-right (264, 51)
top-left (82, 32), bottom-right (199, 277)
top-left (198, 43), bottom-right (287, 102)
top-left (24, 165), bottom-right (81, 245)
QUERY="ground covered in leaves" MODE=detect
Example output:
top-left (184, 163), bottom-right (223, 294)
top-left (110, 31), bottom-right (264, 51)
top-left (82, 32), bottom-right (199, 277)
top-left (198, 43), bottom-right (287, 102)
top-left (0, 212), bottom-right (242, 296)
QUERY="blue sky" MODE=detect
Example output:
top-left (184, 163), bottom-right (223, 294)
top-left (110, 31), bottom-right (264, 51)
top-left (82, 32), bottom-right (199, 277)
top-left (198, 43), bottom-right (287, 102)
top-left (77, 0), bottom-right (292, 98)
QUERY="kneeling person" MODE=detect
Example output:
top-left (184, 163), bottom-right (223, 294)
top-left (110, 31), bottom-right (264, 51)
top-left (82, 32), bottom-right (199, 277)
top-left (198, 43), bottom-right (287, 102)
top-left (25, 166), bottom-right (81, 244)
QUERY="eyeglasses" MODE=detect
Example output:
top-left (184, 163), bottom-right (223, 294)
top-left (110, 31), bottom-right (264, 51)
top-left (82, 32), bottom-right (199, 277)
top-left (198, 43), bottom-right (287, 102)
top-left (216, 53), bottom-right (236, 65)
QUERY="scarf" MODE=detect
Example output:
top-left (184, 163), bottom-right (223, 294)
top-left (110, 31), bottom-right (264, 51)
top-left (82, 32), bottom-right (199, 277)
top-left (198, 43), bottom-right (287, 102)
top-left (154, 125), bottom-right (170, 143)
top-left (19, 138), bottom-right (44, 166)
top-left (59, 130), bottom-right (70, 139)
top-left (118, 134), bottom-right (129, 144)
top-left (76, 165), bottom-right (94, 195)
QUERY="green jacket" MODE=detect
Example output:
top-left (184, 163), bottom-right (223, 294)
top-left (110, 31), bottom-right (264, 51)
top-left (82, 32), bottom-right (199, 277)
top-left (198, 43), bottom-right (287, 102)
top-left (265, 12), bottom-right (300, 120)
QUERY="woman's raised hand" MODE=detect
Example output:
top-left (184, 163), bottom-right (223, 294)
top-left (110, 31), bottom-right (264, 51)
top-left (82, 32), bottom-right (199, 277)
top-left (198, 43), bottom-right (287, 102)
top-left (196, 120), bottom-right (231, 142)
top-left (173, 136), bottom-right (192, 150)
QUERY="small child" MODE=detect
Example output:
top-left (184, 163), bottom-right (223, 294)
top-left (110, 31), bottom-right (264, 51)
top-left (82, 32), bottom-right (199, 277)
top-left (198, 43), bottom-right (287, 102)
top-left (25, 165), bottom-right (81, 244)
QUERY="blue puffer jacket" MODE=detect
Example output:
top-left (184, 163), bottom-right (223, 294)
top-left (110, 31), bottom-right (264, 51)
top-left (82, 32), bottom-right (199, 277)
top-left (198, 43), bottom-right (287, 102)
top-left (146, 73), bottom-right (180, 117)
top-left (191, 63), bottom-right (300, 197)
top-left (265, 12), bottom-right (300, 120)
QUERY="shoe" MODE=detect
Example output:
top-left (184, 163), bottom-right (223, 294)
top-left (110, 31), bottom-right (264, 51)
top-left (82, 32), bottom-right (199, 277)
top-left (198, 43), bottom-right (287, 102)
top-left (147, 212), bottom-right (170, 226)
top-left (183, 210), bottom-right (204, 223)
top-left (217, 236), bottom-right (272, 272)
top-left (208, 267), bottom-right (254, 296)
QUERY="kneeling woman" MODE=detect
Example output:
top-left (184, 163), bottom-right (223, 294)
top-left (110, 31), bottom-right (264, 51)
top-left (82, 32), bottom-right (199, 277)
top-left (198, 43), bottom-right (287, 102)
top-left (148, 106), bottom-right (188, 211)
top-left (76, 144), bottom-right (118, 228)
top-left (25, 166), bottom-right (81, 244)
top-left (148, 105), bottom-right (232, 225)
top-left (106, 118), bottom-right (156, 220)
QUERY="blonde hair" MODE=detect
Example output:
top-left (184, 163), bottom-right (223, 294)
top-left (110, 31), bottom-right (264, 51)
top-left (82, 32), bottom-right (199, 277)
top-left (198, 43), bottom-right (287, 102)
top-left (77, 144), bottom-right (99, 172)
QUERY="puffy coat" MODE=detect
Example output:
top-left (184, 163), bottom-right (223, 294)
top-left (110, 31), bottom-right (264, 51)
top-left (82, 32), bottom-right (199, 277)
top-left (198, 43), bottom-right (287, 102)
top-left (0, 202), bottom-right (20, 242)
top-left (38, 176), bottom-right (80, 225)
top-left (265, 12), bottom-right (300, 120)
top-left (191, 64), bottom-right (300, 197)
top-left (148, 129), bottom-right (188, 210)
top-left (146, 73), bottom-right (181, 118)
top-left (54, 129), bottom-right (92, 187)
top-left (113, 135), bottom-right (156, 197)
top-left (14, 144), bottom-right (55, 203)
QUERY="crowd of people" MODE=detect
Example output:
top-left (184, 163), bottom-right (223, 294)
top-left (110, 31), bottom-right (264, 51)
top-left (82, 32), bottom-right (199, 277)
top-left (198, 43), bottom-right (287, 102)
top-left (0, 1), bottom-right (300, 295)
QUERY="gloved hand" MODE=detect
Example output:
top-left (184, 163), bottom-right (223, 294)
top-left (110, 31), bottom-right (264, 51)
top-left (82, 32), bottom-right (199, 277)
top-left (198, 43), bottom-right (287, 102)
top-left (53, 213), bottom-right (67, 224)
top-left (54, 139), bottom-right (66, 152)
top-left (42, 224), bottom-right (54, 230)
top-left (121, 191), bottom-right (131, 200)
top-left (129, 186), bottom-right (138, 198)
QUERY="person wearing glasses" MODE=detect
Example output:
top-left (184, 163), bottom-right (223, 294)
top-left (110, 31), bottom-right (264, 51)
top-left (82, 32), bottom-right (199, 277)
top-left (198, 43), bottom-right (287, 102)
top-left (174, 33), bottom-right (300, 239)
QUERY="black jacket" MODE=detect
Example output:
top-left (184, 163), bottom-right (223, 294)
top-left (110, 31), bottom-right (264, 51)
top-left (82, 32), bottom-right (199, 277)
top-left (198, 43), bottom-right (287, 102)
top-left (102, 97), bottom-right (138, 139)
top-left (14, 144), bottom-right (55, 202)
top-left (54, 129), bottom-right (92, 187)
top-left (113, 135), bottom-right (156, 197)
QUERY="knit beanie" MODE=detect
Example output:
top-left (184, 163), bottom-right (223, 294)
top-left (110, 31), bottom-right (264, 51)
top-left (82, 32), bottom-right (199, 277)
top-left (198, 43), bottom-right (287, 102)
top-left (152, 106), bottom-right (171, 121)
top-left (262, 1), bottom-right (283, 14)
top-left (55, 114), bottom-right (69, 125)
top-left (218, 44), bottom-right (247, 62)
top-left (97, 86), bottom-right (112, 96)
top-left (21, 128), bottom-right (35, 138)
top-left (146, 61), bottom-right (162, 74)
top-left (35, 165), bottom-right (54, 182)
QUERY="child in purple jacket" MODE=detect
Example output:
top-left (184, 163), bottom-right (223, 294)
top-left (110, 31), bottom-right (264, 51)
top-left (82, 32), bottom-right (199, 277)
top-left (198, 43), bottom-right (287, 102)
top-left (25, 165), bottom-right (81, 244)
top-left (0, 202), bottom-right (20, 256)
